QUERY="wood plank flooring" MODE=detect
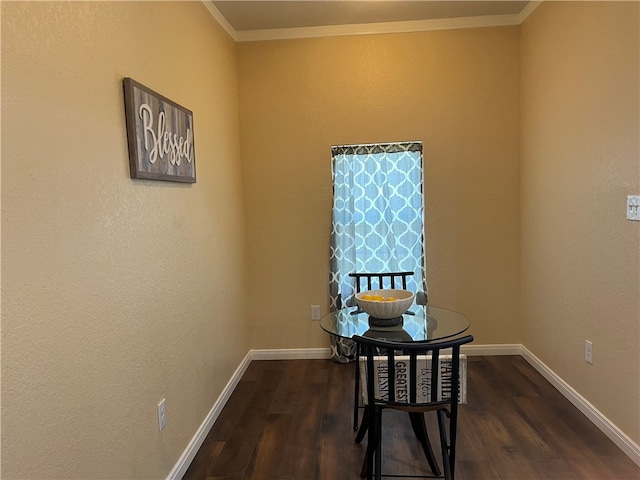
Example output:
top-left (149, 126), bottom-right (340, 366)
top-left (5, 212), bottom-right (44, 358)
top-left (183, 356), bottom-right (640, 480)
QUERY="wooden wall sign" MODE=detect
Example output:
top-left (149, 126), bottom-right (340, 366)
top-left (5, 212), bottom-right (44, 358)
top-left (123, 78), bottom-right (196, 183)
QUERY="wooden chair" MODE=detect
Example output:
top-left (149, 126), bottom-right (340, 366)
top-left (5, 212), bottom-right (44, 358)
top-left (354, 334), bottom-right (474, 480)
top-left (349, 271), bottom-right (416, 430)
top-left (348, 271), bottom-right (415, 313)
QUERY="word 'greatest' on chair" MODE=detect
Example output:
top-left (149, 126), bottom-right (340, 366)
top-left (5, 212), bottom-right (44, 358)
top-left (354, 334), bottom-right (474, 480)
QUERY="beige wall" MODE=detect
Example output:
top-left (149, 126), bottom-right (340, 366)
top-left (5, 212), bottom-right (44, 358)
top-left (1, 2), bottom-right (247, 478)
top-left (238, 28), bottom-right (522, 349)
top-left (521, 2), bottom-right (640, 444)
top-left (3, 1), bottom-right (638, 477)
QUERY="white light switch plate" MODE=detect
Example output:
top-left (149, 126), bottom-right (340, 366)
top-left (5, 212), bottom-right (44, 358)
top-left (158, 398), bottom-right (167, 431)
top-left (585, 340), bottom-right (594, 365)
top-left (627, 195), bottom-right (640, 221)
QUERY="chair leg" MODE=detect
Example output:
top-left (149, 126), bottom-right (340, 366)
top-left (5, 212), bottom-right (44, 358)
top-left (354, 348), bottom-right (360, 430)
top-left (355, 406), bottom-right (369, 443)
top-left (360, 438), bottom-right (375, 479)
top-left (360, 448), bottom-right (371, 479)
top-left (449, 407), bottom-right (459, 480)
top-left (408, 412), bottom-right (441, 476)
top-left (437, 409), bottom-right (452, 480)
top-left (361, 406), bottom-right (378, 480)
top-left (374, 408), bottom-right (382, 480)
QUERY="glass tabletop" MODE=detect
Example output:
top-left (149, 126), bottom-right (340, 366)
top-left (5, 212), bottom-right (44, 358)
top-left (319, 305), bottom-right (470, 343)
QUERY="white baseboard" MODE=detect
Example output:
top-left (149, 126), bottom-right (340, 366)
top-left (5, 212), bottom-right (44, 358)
top-left (167, 348), bottom-right (328, 480)
top-left (461, 343), bottom-right (521, 356)
top-left (250, 344), bottom-right (523, 360)
top-left (247, 344), bottom-right (523, 361)
top-left (520, 346), bottom-right (640, 467)
top-left (168, 344), bottom-right (640, 479)
top-left (167, 351), bottom-right (253, 480)
top-left (250, 347), bottom-right (332, 360)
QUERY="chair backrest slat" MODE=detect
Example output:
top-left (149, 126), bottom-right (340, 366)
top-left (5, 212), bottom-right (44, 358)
top-left (388, 349), bottom-right (396, 403)
top-left (451, 345), bottom-right (462, 408)
top-left (431, 349), bottom-right (440, 403)
top-left (355, 335), bottom-right (474, 409)
top-left (409, 352), bottom-right (417, 404)
top-left (349, 271), bottom-right (414, 293)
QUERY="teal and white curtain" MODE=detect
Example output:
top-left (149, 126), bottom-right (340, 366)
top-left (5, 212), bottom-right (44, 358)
top-left (329, 142), bottom-right (428, 362)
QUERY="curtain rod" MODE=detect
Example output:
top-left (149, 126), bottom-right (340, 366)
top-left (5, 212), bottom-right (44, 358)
top-left (331, 141), bottom-right (422, 149)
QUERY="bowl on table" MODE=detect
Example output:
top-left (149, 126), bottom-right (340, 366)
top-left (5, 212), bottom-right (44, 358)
top-left (354, 289), bottom-right (415, 320)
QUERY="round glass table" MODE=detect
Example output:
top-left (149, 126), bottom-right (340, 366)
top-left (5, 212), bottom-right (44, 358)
top-left (319, 305), bottom-right (470, 343)
top-left (321, 304), bottom-right (471, 434)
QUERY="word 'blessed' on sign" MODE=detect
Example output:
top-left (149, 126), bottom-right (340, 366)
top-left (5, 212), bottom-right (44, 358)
top-left (123, 78), bottom-right (196, 183)
top-left (138, 104), bottom-right (193, 167)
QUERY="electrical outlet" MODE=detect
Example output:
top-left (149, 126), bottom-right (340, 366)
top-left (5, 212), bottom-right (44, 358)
top-left (157, 398), bottom-right (167, 431)
top-left (627, 195), bottom-right (640, 221)
top-left (311, 305), bottom-right (321, 320)
top-left (585, 340), bottom-right (593, 365)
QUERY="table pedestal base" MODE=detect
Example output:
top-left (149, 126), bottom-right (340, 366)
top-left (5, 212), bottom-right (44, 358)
top-left (368, 316), bottom-right (403, 327)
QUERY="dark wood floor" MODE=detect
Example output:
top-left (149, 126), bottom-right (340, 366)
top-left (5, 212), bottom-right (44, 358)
top-left (183, 356), bottom-right (640, 480)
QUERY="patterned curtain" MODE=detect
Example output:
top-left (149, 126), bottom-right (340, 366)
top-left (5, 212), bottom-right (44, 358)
top-left (329, 142), bottom-right (427, 362)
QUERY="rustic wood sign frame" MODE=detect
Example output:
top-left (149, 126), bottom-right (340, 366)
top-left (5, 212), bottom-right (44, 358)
top-left (123, 78), bottom-right (196, 183)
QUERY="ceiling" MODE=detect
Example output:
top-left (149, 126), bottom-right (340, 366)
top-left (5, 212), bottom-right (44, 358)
top-left (207, 1), bottom-right (536, 41)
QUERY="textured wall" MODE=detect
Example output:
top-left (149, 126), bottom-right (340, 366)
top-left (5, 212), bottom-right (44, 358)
top-left (521, 2), bottom-right (640, 444)
top-left (237, 27), bottom-right (521, 349)
top-left (1, 2), bottom-right (247, 478)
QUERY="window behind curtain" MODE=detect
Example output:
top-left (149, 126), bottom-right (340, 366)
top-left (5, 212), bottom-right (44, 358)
top-left (329, 142), bottom-right (427, 313)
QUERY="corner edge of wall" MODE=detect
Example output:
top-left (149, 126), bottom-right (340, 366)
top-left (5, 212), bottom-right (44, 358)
top-left (166, 350), bottom-right (253, 480)
top-left (521, 345), bottom-right (640, 467)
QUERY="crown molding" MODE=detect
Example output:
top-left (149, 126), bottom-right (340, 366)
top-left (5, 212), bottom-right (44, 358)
top-left (203, 1), bottom-right (544, 43)
top-left (518, 1), bottom-right (543, 23)
top-left (202, 0), bottom-right (238, 41)
top-left (237, 13), bottom-right (522, 42)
